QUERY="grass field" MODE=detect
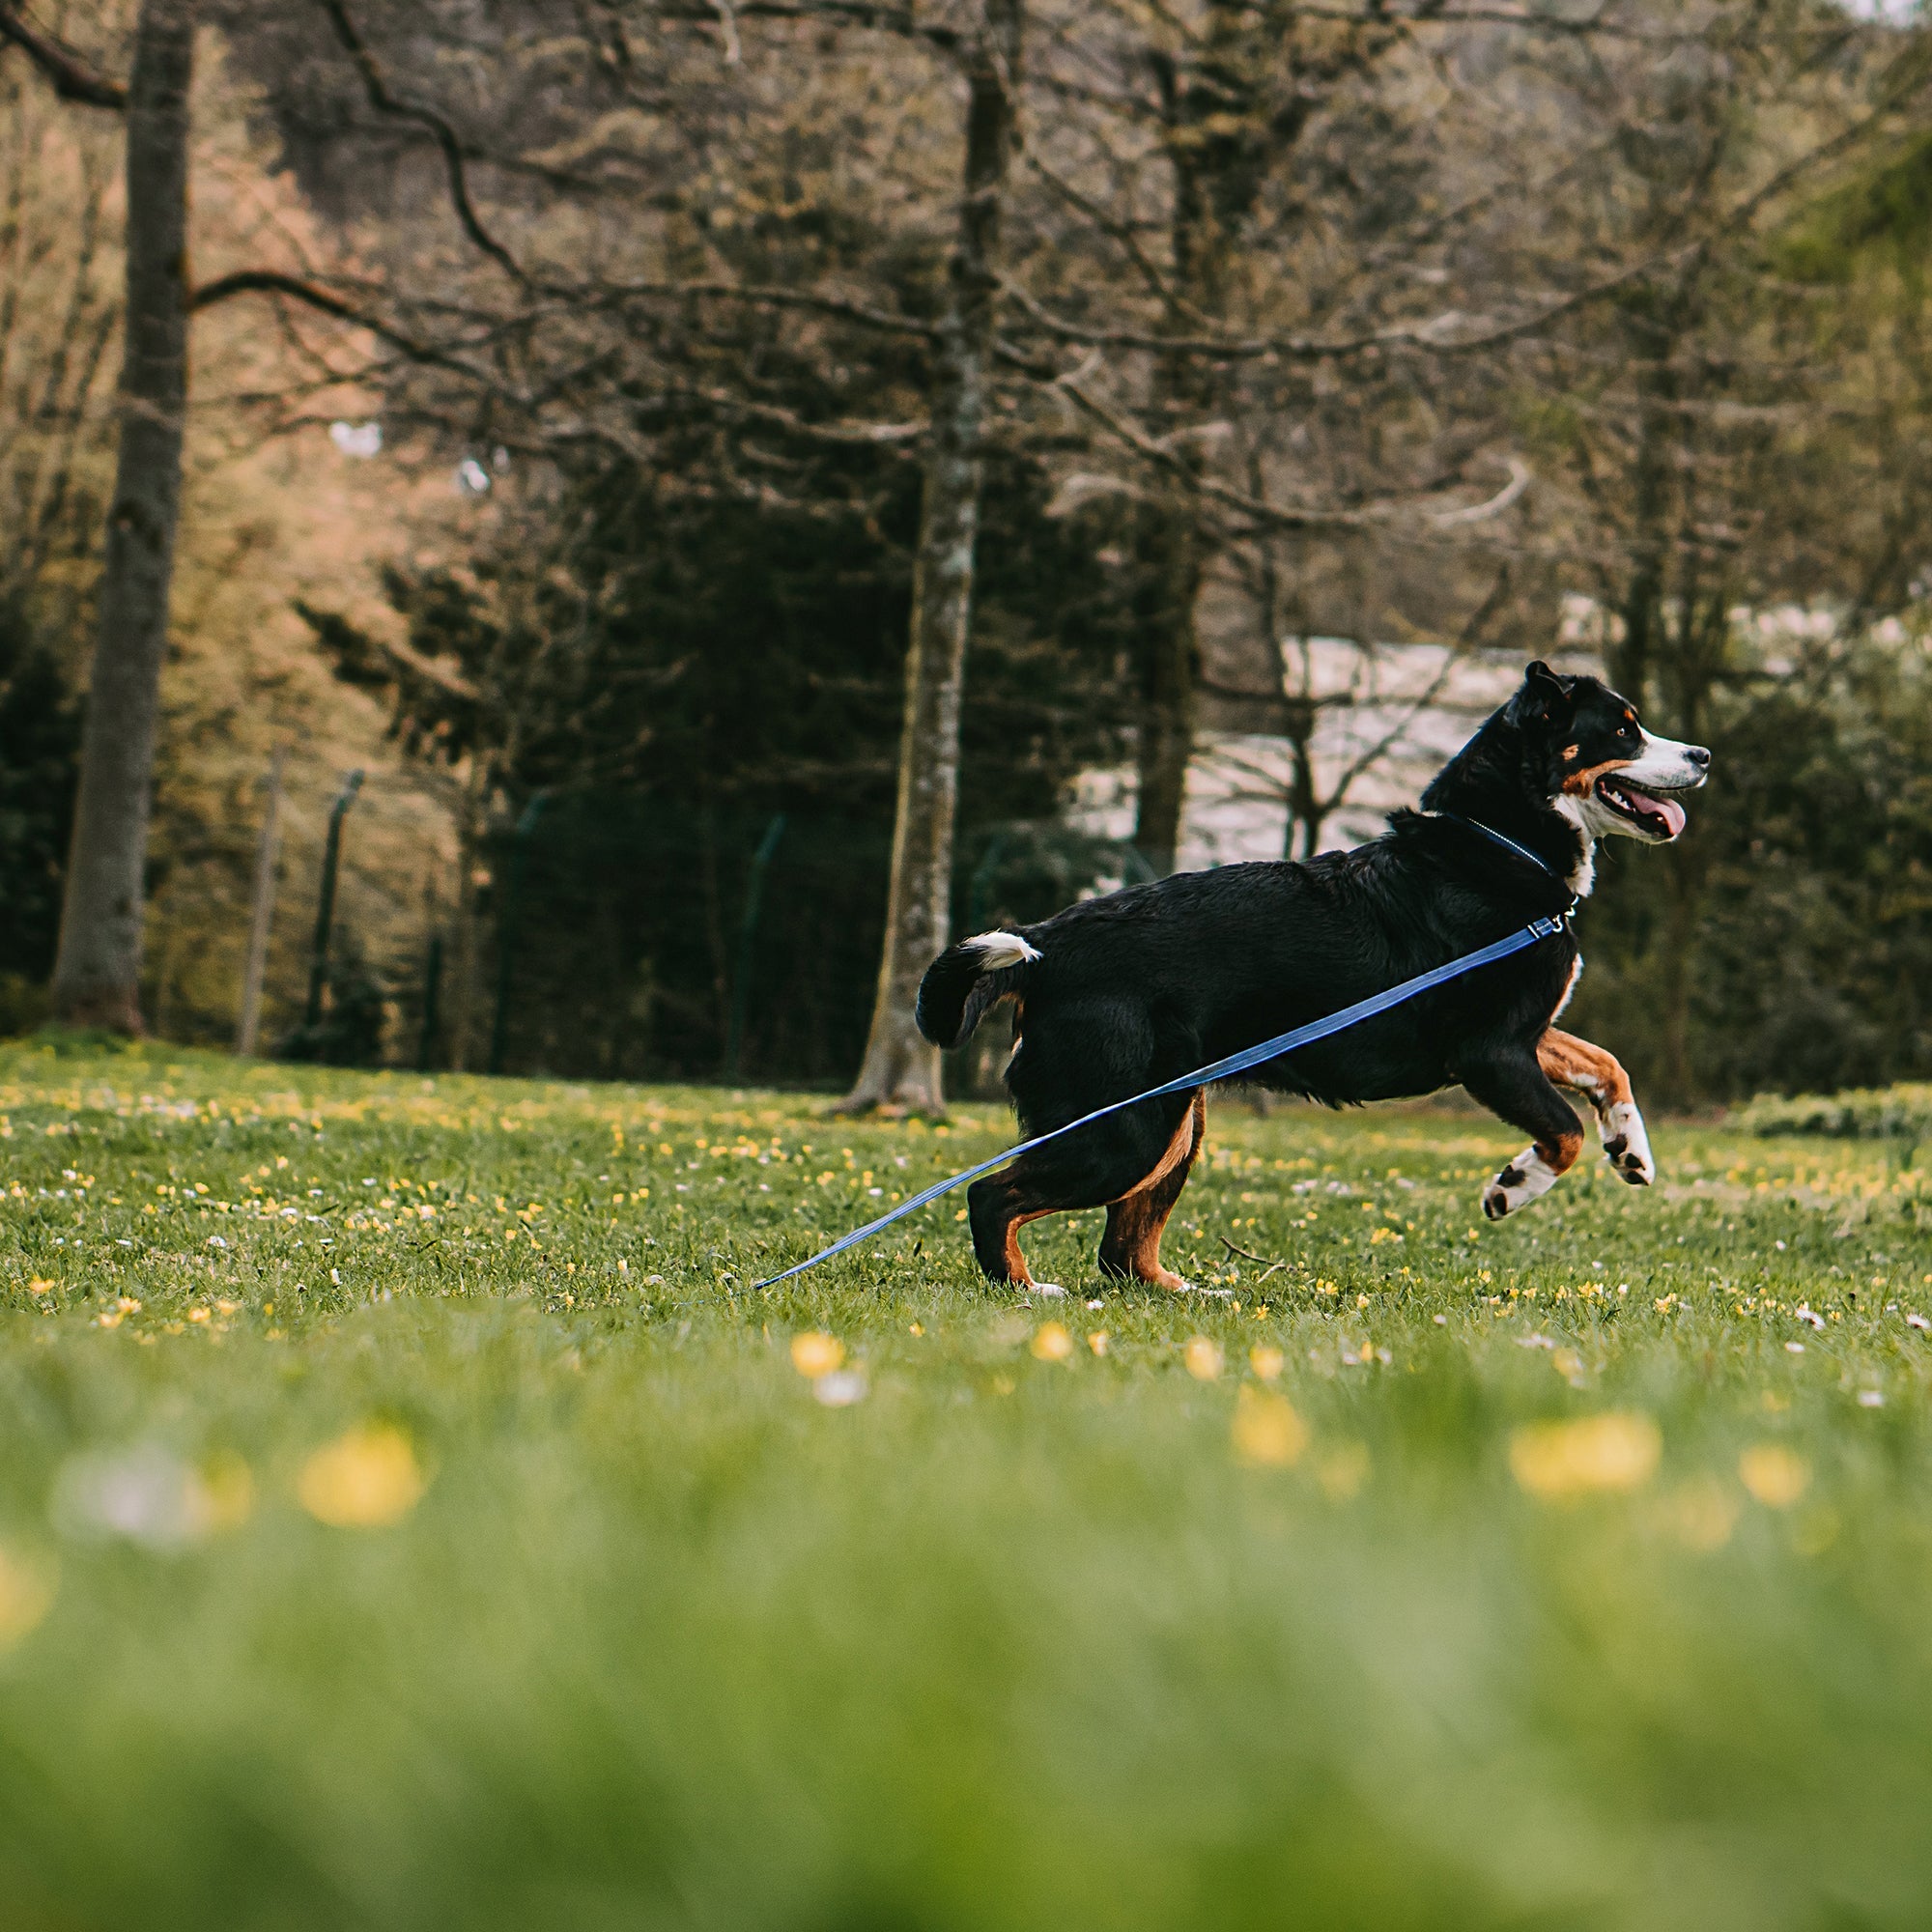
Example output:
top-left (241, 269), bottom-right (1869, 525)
top-left (3, 1037), bottom-right (1932, 1930)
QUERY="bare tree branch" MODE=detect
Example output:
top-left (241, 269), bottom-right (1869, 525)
top-left (0, 3), bottom-right (125, 108)
top-left (311, 0), bottom-right (526, 282)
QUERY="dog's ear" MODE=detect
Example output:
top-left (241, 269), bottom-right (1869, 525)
top-left (1511, 659), bottom-right (1573, 725)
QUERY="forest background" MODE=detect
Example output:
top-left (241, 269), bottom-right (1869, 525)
top-left (4, 0), bottom-right (1932, 1112)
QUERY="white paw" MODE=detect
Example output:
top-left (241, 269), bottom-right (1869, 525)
top-left (1482, 1148), bottom-right (1560, 1220)
top-left (1030, 1282), bottom-right (1065, 1297)
top-left (1602, 1104), bottom-right (1654, 1186)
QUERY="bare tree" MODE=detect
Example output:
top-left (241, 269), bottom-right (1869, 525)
top-left (46, 0), bottom-right (195, 1029)
top-left (838, 0), bottom-right (1025, 1115)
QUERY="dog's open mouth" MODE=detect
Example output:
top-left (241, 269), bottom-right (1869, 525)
top-left (1595, 775), bottom-right (1688, 839)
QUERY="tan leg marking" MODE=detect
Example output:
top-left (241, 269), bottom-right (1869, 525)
top-left (1099, 1094), bottom-right (1206, 1292)
top-left (1538, 1028), bottom-right (1653, 1185)
top-left (1002, 1208), bottom-right (1055, 1289)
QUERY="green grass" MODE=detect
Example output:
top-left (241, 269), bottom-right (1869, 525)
top-left (3, 1040), bottom-right (1932, 1931)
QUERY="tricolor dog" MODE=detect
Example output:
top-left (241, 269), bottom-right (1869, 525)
top-left (916, 662), bottom-right (1709, 1292)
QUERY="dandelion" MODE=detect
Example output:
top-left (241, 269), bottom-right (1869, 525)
top-left (1232, 1385), bottom-right (1308, 1468)
top-left (790, 1331), bottom-right (844, 1378)
top-left (1510, 1412), bottom-right (1662, 1500)
top-left (298, 1425), bottom-right (426, 1528)
top-left (1184, 1336), bottom-right (1224, 1380)
top-left (1087, 1331), bottom-right (1109, 1356)
top-left (1030, 1322), bottom-right (1074, 1363)
top-left (25, 1279), bottom-right (53, 1297)
top-left (1249, 1345), bottom-right (1285, 1381)
top-left (1738, 1443), bottom-right (1808, 1509)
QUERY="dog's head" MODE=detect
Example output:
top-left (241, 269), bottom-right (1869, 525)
top-left (1420, 662), bottom-right (1711, 890)
top-left (1507, 661), bottom-right (1710, 844)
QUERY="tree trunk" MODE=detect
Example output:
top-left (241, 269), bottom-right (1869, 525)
top-left (1130, 497), bottom-right (1202, 875)
top-left (1129, 0), bottom-right (1264, 878)
top-left (50, 0), bottom-right (195, 1032)
top-left (838, 0), bottom-right (1022, 1116)
top-left (445, 758), bottom-right (489, 1071)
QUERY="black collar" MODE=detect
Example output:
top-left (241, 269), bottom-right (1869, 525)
top-left (1438, 812), bottom-right (1578, 917)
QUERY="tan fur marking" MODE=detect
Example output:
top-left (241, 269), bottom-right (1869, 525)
top-left (1536, 1129), bottom-right (1584, 1176)
top-left (1001, 1208), bottom-right (1053, 1285)
top-left (1559, 755), bottom-right (1634, 798)
top-left (1100, 1093), bottom-right (1207, 1291)
top-left (1538, 1029), bottom-right (1634, 1112)
top-left (1118, 1096), bottom-right (1200, 1199)
top-left (1105, 1191), bottom-right (1190, 1290)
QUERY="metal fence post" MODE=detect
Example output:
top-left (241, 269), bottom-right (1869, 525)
top-left (418, 932), bottom-right (443, 1072)
top-left (488, 791), bottom-right (548, 1077)
top-left (304, 770), bottom-right (364, 1030)
top-left (724, 812), bottom-right (785, 1079)
top-left (236, 747), bottom-right (285, 1055)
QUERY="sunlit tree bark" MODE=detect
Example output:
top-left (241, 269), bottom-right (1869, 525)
top-left (839, 0), bottom-right (1023, 1115)
top-left (51, 0), bottom-right (196, 1031)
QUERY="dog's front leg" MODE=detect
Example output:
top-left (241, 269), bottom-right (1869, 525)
top-left (1536, 1029), bottom-right (1654, 1186)
top-left (1456, 1052), bottom-right (1587, 1220)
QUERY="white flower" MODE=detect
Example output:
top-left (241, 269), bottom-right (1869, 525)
top-left (812, 1371), bottom-right (867, 1407)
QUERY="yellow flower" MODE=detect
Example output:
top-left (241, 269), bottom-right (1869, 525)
top-left (1661, 1475), bottom-right (1739, 1551)
top-left (1087, 1330), bottom-right (1109, 1356)
top-left (25, 1279), bottom-right (53, 1297)
top-left (197, 1452), bottom-right (256, 1534)
top-left (790, 1331), bottom-right (844, 1378)
top-left (1232, 1386), bottom-right (1309, 1468)
top-left (1249, 1345), bottom-right (1285, 1381)
top-left (1509, 1412), bottom-right (1661, 1500)
top-left (1739, 1443), bottom-right (1809, 1509)
top-left (1183, 1335), bottom-right (1224, 1380)
top-left (1030, 1321), bottom-right (1074, 1363)
top-left (0, 1544), bottom-right (54, 1650)
top-left (1317, 1442), bottom-right (1371, 1501)
top-left (298, 1425), bottom-right (426, 1528)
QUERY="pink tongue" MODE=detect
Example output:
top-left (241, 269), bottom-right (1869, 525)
top-left (1653, 795), bottom-right (1687, 838)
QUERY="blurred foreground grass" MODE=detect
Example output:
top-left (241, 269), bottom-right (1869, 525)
top-left (3, 1038), bottom-right (1932, 1931)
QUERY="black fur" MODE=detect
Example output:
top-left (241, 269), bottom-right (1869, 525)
top-left (916, 663), bottom-right (1709, 1288)
top-left (916, 946), bottom-right (1023, 1050)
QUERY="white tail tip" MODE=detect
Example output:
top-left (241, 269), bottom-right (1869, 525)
top-left (962, 930), bottom-right (1040, 971)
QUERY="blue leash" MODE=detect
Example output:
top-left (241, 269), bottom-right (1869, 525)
top-left (753, 883), bottom-right (1571, 1289)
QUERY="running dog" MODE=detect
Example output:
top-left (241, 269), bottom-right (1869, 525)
top-left (915, 662), bottom-right (1709, 1292)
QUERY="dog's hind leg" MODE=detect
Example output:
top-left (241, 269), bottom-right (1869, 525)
top-left (967, 1090), bottom-right (1200, 1292)
top-left (1098, 1092), bottom-right (1206, 1292)
top-left (965, 1174), bottom-right (1059, 1291)
top-left (1454, 1051), bottom-right (1587, 1221)
top-left (1537, 1029), bottom-right (1654, 1186)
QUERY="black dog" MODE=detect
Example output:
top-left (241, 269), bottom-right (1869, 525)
top-left (915, 662), bottom-right (1709, 1292)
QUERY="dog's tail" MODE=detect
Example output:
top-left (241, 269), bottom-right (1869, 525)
top-left (915, 929), bottom-right (1041, 1049)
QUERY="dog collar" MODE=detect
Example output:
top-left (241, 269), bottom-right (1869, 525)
top-left (1439, 813), bottom-right (1579, 918)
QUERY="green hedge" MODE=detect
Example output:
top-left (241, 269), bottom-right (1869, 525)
top-left (1738, 1083), bottom-right (1932, 1141)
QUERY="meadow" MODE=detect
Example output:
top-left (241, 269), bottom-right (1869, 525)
top-left (2, 1037), bottom-right (1930, 1931)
